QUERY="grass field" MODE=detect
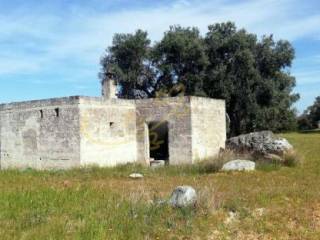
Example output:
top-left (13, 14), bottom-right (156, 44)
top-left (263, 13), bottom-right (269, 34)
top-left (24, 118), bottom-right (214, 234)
top-left (0, 132), bottom-right (320, 239)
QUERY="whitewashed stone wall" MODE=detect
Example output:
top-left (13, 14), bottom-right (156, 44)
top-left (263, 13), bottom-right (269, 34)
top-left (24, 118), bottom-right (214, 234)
top-left (79, 97), bottom-right (137, 167)
top-left (191, 97), bottom-right (226, 162)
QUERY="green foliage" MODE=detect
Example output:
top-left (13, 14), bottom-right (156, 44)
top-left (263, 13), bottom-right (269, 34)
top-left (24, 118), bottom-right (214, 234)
top-left (100, 30), bottom-right (154, 98)
top-left (256, 161), bottom-right (281, 172)
top-left (152, 26), bottom-right (208, 96)
top-left (203, 23), bottom-right (298, 135)
top-left (100, 22), bottom-right (299, 136)
top-left (298, 96), bottom-right (320, 130)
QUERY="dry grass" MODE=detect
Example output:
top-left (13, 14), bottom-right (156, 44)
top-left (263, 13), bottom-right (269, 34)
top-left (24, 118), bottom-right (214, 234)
top-left (197, 182), bottom-right (225, 215)
top-left (282, 150), bottom-right (303, 167)
top-left (0, 132), bottom-right (319, 239)
top-left (196, 148), bottom-right (257, 174)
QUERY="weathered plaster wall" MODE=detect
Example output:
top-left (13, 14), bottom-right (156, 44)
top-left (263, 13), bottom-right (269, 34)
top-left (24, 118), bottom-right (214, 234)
top-left (191, 97), bottom-right (226, 162)
top-left (0, 97), bottom-right (81, 169)
top-left (0, 95), bottom-right (226, 170)
top-left (135, 97), bottom-right (192, 165)
top-left (79, 97), bottom-right (137, 167)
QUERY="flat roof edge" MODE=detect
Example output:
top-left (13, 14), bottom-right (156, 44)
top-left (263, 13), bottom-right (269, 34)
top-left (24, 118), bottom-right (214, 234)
top-left (0, 95), bottom-right (225, 111)
top-left (0, 96), bottom-right (84, 111)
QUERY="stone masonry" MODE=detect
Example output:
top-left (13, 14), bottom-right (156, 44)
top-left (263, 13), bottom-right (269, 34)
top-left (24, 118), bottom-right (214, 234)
top-left (0, 80), bottom-right (226, 170)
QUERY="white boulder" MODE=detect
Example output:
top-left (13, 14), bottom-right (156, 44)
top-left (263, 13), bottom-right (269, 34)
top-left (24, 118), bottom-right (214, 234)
top-left (222, 160), bottom-right (255, 171)
top-left (129, 173), bottom-right (143, 179)
top-left (270, 138), bottom-right (293, 153)
top-left (168, 186), bottom-right (197, 208)
top-left (226, 131), bottom-right (293, 155)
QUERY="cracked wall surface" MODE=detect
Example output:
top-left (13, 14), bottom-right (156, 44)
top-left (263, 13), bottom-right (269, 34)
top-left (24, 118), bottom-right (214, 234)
top-left (0, 97), bottom-right (80, 169)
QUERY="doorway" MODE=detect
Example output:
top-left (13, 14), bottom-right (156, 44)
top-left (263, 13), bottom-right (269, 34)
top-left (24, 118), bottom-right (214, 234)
top-left (148, 121), bottom-right (169, 161)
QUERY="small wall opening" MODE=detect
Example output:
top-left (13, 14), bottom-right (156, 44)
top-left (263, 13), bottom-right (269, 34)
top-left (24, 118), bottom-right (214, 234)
top-left (54, 108), bottom-right (59, 117)
top-left (148, 121), bottom-right (169, 161)
top-left (40, 110), bottom-right (43, 119)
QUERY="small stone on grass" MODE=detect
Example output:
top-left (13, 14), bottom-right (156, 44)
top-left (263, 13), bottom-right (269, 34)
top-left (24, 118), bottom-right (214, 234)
top-left (129, 173), bottom-right (143, 179)
top-left (222, 160), bottom-right (255, 171)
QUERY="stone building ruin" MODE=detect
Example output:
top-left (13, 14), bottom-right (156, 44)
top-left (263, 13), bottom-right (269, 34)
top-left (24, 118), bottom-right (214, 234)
top-left (0, 79), bottom-right (226, 169)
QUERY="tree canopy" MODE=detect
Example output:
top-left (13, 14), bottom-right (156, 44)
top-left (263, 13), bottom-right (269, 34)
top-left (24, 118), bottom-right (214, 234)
top-left (298, 96), bottom-right (320, 130)
top-left (100, 22), bottom-right (299, 136)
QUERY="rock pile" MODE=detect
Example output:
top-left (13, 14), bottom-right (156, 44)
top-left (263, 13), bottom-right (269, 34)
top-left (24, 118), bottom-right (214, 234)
top-left (226, 131), bottom-right (293, 157)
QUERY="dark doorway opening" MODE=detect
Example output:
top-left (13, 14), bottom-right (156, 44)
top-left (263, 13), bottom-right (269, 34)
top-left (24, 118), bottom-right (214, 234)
top-left (148, 121), bottom-right (169, 161)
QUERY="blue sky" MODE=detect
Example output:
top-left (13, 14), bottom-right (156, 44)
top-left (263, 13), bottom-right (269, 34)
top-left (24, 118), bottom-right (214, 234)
top-left (0, 0), bottom-right (319, 113)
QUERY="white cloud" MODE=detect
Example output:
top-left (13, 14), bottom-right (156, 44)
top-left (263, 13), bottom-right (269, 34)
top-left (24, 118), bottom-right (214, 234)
top-left (0, 0), bottom-right (319, 80)
top-left (292, 53), bottom-right (320, 89)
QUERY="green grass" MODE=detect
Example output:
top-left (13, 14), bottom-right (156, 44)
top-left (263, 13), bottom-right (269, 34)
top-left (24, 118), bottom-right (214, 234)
top-left (0, 132), bottom-right (320, 239)
top-left (299, 128), bottom-right (320, 134)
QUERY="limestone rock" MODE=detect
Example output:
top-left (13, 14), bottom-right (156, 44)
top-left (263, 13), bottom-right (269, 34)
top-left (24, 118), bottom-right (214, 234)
top-left (270, 138), bottom-right (293, 153)
top-left (226, 131), bottom-right (293, 155)
top-left (129, 173), bottom-right (143, 179)
top-left (225, 211), bottom-right (237, 224)
top-left (169, 186), bottom-right (197, 208)
top-left (222, 160), bottom-right (255, 171)
top-left (150, 160), bottom-right (166, 168)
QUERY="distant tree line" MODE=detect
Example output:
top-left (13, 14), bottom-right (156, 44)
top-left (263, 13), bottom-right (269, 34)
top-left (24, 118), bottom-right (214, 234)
top-left (100, 22), bottom-right (299, 136)
top-left (298, 96), bottom-right (320, 130)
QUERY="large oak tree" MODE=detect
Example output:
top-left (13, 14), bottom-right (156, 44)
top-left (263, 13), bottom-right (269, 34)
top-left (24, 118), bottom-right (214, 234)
top-left (298, 96), bottom-right (320, 130)
top-left (100, 22), bottom-right (299, 136)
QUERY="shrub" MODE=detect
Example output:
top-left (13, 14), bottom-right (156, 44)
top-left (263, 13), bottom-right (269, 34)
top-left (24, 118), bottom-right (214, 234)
top-left (196, 149), bottom-right (248, 173)
top-left (197, 184), bottom-right (225, 214)
top-left (282, 151), bottom-right (302, 167)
